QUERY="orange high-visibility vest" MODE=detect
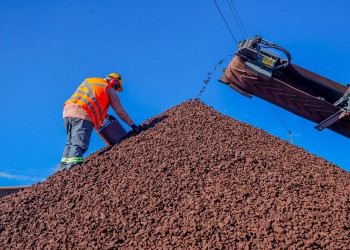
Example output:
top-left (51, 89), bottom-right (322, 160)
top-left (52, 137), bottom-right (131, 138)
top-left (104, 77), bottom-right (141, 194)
top-left (65, 78), bottom-right (110, 129)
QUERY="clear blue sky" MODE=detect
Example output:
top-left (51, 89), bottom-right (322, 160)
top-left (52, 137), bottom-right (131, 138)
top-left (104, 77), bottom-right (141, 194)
top-left (1, 0), bottom-right (349, 186)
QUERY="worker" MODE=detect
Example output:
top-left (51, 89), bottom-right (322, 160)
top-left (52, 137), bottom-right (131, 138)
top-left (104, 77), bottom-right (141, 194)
top-left (57, 73), bottom-right (139, 171)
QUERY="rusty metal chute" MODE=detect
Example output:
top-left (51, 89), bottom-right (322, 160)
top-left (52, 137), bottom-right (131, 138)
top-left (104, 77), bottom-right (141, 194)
top-left (219, 36), bottom-right (350, 138)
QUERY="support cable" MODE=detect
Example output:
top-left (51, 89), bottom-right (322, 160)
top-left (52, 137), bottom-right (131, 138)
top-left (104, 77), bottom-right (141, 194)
top-left (230, 0), bottom-right (248, 37)
top-left (226, 0), bottom-right (245, 39)
top-left (213, 0), bottom-right (238, 44)
top-left (270, 105), bottom-right (294, 144)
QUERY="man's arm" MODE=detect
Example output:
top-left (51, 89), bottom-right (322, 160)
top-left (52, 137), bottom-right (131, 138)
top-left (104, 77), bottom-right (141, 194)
top-left (106, 86), bottom-right (134, 126)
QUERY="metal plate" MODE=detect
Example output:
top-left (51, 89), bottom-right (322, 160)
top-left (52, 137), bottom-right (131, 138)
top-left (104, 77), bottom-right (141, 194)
top-left (262, 56), bottom-right (275, 67)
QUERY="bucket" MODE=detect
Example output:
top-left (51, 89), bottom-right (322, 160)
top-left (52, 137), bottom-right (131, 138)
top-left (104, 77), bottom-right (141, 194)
top-left (97, 118), bottom-right (127, 146)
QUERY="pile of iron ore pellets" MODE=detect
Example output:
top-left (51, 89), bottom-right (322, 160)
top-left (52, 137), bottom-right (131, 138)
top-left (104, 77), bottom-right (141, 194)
top-left (1, 100), bottom-right (350, 248)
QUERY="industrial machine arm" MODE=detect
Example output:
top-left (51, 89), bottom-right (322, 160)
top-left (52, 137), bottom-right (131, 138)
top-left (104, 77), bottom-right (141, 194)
top-left (219, 35), bottom-right (350, 138)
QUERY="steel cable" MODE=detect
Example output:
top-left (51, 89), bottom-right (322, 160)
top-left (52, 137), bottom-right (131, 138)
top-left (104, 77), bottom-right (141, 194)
top-left (226, 0), bottom-right (245, 39)
top-left (230, 0), bottom-right (248, 38)
top-left (213, 0), bottom-right (238, 44)
top-left (270, 105), bottom-right (294, 144)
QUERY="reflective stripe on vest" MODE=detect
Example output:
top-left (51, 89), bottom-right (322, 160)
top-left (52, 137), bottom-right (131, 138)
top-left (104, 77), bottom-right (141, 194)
top-left (68, 81), bottom-right (102, 121)
top-left (66, 78), bottom-right (110, 129)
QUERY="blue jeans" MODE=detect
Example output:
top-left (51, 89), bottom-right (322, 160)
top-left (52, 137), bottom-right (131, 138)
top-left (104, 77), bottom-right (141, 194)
top-left (57, 117), bottom-right (94, 171)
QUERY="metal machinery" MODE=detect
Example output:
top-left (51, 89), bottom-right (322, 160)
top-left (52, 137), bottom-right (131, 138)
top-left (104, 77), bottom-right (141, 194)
top-left (219, 35), bottom-right (350, 138)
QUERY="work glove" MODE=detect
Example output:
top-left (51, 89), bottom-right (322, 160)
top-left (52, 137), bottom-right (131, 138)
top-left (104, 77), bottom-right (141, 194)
top-left (131, 124), bottom-right (140, 133)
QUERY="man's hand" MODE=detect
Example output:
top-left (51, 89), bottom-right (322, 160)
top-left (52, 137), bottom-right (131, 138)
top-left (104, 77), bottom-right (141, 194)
top-left (131, 124), bottom-right (140, 133)
top-left (105, 114), bottom-right (117, 121)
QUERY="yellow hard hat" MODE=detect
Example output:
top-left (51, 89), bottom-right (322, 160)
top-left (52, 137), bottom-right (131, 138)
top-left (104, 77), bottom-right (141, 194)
top-left (106, 73), bottom-right (123, 92)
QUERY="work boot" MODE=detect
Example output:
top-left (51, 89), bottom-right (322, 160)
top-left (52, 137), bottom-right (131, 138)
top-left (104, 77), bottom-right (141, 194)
top-left (65, 162), bottom-right (82, 170)
top-left (57, 163), bottom-right (68, 172)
